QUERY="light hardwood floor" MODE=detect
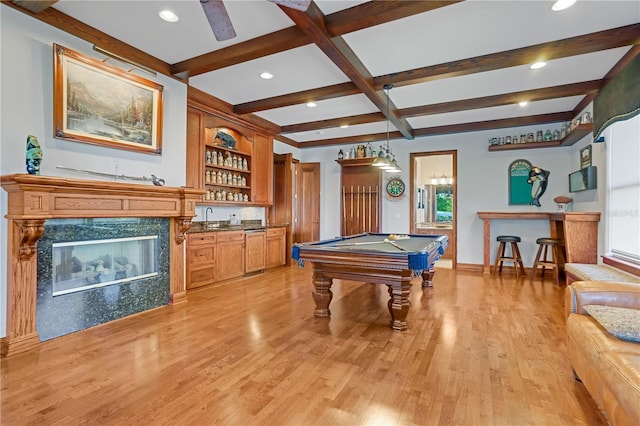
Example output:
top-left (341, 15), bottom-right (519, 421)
top-left (1, 265), bottom-right (605, 425)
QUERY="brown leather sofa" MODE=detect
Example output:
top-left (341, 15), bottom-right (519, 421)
top-left (565, 281), bottom-right (640, 425)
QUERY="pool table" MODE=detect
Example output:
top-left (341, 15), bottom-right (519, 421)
top-left (291, 233), bottom-right (448, 331)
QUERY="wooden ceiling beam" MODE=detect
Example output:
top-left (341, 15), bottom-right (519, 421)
top-left (296, 112), bottom-right (574, 147)
top-left (234, 82), bottom-right (359, 114)
top-left (281, 112), bottom-right (385, 134)
top-left (324, 0), bottom-right (461, 36)
top-left (279, 2), bottom-right (414, 139)
top-left (171, 26), bottom-right (309, 78)
top-left (374, 23), bottom-right (640, 89)
top-left (399, 80), bottom-right (603, 118)
top-left (413, 112), bottom-right (575, 138)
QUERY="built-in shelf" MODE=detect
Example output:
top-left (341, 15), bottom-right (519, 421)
top-left (336, 157), bottom-right (377, 167)
top-left (488, 123), bottom-right (592, 151)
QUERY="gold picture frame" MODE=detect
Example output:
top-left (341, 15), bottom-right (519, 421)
top-left (53, 44), bottom-right (163, 154)
top-left (580, 145), bottom-right (592, 169)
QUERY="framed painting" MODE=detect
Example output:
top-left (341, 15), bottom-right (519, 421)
top-left (580, 145), bottom-right (592, 169)
top-left (53, 44), bottom-right (163, 154)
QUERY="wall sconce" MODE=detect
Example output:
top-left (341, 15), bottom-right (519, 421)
top-left (92, 45), bottom-right (157, 76)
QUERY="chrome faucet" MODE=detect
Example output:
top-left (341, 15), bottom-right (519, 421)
top-left (205, 207), bottom-right (213, 223)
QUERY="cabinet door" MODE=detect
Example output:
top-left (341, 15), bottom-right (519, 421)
top-left (186, 107), bottom-right (204, 192)
top-left (186, 233), bottom-right (216, 289)
top-left (266, 228), bottom-right (286, 268)
top-left (252, 133), bottom-right (273, 205)
top-left (245, 232), bottom-right (266, 273)
top-left (216, 231), bottom-right (245, 281)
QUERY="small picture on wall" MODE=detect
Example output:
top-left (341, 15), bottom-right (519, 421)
top-left (580, 145), bottom-right (592, 169)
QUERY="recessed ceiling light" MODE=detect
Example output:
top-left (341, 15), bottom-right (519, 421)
top-left (158, 10), bottom-right (179, 23)
top-left (340, 124), bottom-right (349, 129)
top-left (260, 72), bottom-right (273, 80)
top-left (551, 0), bottom-right (577, 12)
top-left (519, 101), bottom-right (529, 107)
top-left (530, 61), bottom-right (547, 70)
top-left (306, 102), bottom-right (317, 108)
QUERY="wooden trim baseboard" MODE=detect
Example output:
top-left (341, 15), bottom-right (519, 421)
top-left (456, 263), bottom-right (484, 273)
top-left (602, 255), bottom-right (640, 277)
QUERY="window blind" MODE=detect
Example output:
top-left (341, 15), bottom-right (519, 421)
top-left (606, 114), bottom-right (640, 263)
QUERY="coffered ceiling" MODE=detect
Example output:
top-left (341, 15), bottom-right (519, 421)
top-left (6, 0), bottom-right (640, 148)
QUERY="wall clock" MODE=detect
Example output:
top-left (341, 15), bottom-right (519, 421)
top-left (386, 177), bottom-right (405, 198)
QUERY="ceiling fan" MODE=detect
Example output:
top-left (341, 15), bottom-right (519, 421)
top-left (200, 0), bottom-right (311, 41)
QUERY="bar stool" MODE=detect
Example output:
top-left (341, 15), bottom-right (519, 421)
top-left (530, 237), bottom-right (565, 286)
top-left (492, 235), bottom-right (525, 279)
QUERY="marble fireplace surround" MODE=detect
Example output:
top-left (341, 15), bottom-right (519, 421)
top-left (0, 174), bottom-right (203, 357)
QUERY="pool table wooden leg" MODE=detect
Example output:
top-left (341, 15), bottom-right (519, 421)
top-left (312, 270), bottom-right (333, 317)
top-left (387, 282), bottom-right (411, 331)
top-left (421, 267), bottom-right (436, 288)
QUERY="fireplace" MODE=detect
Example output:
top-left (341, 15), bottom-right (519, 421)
top-left (37, 218), bottom-right (169, 340)
top-left (1, 174), bottom-right (203, 357)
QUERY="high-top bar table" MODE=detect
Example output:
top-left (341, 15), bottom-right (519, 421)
top-left (477, 212), bottom-right (601, 274)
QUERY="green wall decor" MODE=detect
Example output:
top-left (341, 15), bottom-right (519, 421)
top-left (509, 160), bottom-right (550, 207)
top-left (509, 159), bottom-right (532, 205)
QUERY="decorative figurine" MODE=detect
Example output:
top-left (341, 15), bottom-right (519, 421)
top-left (26, 135), bottom-right (43, 175)
top-left (527, 166), bottom-right (550, 207)
top-left (338, 149), bottom-right (344, 160)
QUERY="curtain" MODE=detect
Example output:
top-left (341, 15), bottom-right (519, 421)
top-left (593, 53), bottom-right (640, 140)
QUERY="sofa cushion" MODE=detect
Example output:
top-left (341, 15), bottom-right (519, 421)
top-left (565, 263), bottom-right (640, 283)
top-left (584, 305), bottom-right (640, 343)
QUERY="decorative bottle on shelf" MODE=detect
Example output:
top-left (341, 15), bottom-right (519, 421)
top-left (365, 143), bottom-right (372, 157)
top-left (205, 149), bottom-right (212, 164)
top-left (242, 158), bottom-right (248, 170)
top-left (338, 149), bottom-right (344, 160)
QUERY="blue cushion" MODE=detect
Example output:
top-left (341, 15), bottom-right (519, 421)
top-left (583, 305), bottom-right (640, 343)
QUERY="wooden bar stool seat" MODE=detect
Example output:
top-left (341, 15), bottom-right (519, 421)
top-left (492, 235), bottom-right (525, 279)
top-left (530, 237), bottom-right (565, 286)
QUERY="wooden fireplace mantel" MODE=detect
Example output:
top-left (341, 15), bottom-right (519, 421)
top-left (1, 174), bottom-right (204, 357)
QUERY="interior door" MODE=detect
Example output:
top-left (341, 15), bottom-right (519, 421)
top-left (293, 162), bottom-right (320, 243)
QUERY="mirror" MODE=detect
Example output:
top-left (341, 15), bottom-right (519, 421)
top-left (410, 150), bottom-right (457, 266)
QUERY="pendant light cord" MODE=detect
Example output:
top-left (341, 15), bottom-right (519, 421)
top-left (384, 84), bottom-right (393, 156)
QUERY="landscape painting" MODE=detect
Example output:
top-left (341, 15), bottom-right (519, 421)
top-left (53, 44), bottom-right (163, 154)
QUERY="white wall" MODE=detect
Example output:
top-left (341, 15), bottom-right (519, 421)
top-left (0, 6), bottom-right (188, 337)
top-left (298, 125), bottom-right (603, 268)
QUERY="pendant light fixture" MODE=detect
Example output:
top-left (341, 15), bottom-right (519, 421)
top-left (373, 84), bottom-right (401, 173)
